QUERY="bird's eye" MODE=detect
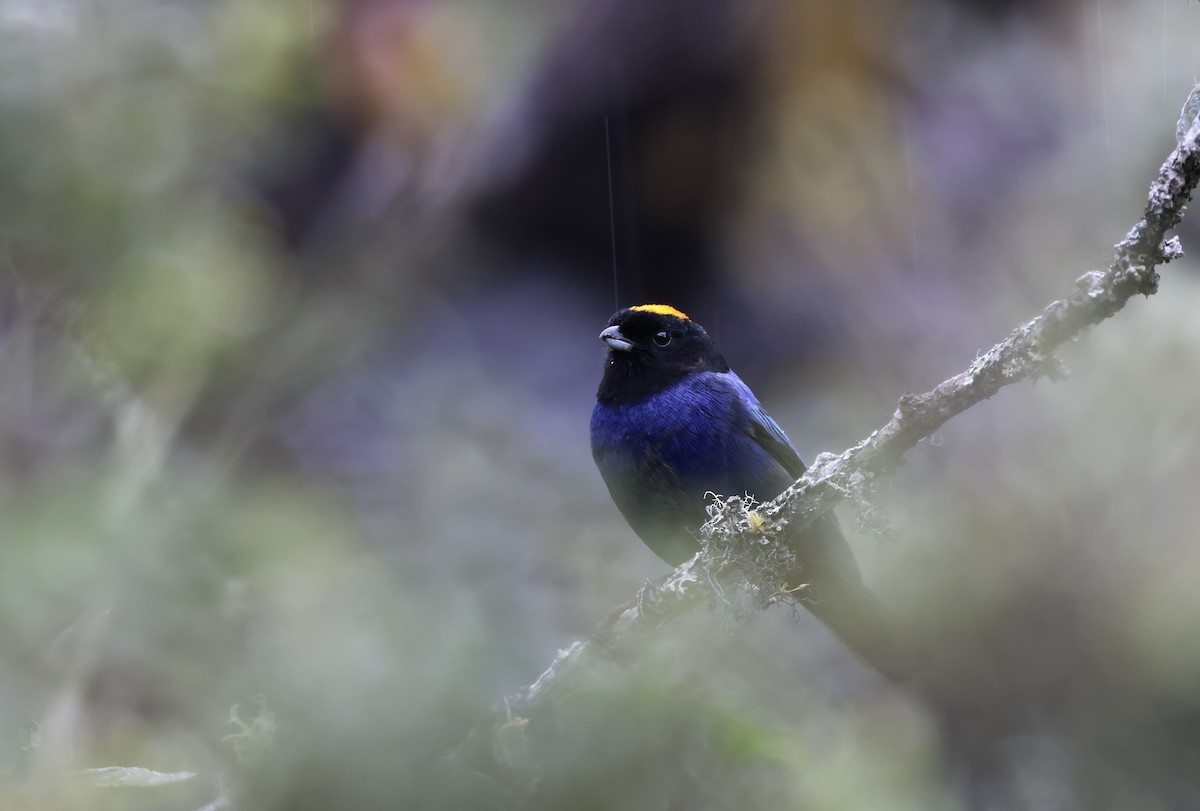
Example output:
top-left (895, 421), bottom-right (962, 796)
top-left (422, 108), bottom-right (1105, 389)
top-left (653, 331), bottom-right (671, 347)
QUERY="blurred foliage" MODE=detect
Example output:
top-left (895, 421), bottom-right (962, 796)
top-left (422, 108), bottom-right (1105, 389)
top-left (1, 0), bottom-right (1199, 809)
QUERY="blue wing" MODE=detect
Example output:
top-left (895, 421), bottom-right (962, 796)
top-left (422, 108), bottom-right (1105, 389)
top-left (723, 373), bottom-right (808, 481)
top-left (746, 404), bottom-right (807, 481)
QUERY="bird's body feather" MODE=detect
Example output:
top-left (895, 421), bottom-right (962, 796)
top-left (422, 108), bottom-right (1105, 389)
top-left (592, 370), bottom-right (791, 556)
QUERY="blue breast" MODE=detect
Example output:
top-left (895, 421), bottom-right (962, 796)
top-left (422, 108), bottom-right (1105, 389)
top-left (590, 372), bottom-right (792, 533)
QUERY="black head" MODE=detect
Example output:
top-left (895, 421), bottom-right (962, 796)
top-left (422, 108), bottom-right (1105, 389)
top-left (596, 304), bottom-right (729, 404)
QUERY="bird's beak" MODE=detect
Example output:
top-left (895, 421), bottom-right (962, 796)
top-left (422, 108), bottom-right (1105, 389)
top-left (600, 325), bottom-right (634, 352)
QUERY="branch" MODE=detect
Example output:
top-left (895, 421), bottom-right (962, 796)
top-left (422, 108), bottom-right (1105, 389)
top-left (451, 85), bottom-right (1200, 780)
top-left (770, 97), bottom-right (1200, 539)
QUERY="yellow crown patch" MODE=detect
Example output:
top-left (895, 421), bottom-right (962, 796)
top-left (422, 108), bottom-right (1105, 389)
top-left (629, 304), bottom-right (690, 321)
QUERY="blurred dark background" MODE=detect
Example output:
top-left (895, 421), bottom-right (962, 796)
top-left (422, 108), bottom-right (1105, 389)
top-left (2, 0), bottom-right (1200, 808)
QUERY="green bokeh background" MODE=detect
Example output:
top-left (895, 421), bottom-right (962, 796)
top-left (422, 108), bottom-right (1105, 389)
top-left (1, 1), bottom-right (1199, 808)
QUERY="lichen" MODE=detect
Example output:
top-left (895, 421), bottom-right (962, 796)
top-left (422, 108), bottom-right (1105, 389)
top-left (700, 494), bottom-right (799, 618)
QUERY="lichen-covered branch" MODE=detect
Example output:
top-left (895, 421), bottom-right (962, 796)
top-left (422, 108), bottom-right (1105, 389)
top-left (767, 96), bottom-right (1200, 537)
top-left (457, 86), bottom-right (1200, 777)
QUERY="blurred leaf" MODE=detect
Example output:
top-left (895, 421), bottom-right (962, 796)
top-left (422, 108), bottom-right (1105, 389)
top-left (494, 715), bottom-right (530, 770)
top-left (83, 765), bottom-right (197, 788)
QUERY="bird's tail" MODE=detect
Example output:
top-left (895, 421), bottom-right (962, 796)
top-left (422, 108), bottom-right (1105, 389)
top-left (790, 514), bottom-right (913, 682)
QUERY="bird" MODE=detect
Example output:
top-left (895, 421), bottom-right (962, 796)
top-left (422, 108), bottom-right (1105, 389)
top-left (590, 303), bottom-right (905, 679)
